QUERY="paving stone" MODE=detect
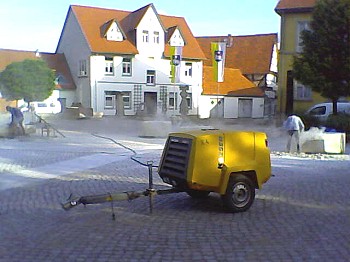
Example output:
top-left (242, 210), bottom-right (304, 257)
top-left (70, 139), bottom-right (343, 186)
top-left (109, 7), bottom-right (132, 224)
top-left (0, 118), bottom-right (349, 261)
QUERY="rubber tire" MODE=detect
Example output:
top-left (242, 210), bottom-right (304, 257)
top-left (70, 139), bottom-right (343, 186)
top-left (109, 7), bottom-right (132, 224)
top-left (222, 174), bottom-right (255, 213)
top-left (186, 189), bottom-right (210, 199)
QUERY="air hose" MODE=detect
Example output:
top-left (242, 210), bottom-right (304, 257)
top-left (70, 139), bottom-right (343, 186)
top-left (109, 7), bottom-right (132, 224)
top-left (91, 133), bottom-right (159, 168)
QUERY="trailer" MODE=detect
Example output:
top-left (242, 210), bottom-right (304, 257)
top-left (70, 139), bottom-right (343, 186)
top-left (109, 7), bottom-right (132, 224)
top-left (62, 129), bottom-right (271, 214)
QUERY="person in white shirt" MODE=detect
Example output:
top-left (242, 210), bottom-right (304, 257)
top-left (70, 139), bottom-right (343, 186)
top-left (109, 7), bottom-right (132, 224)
top-left (283, 114), bottom-right (305, 153)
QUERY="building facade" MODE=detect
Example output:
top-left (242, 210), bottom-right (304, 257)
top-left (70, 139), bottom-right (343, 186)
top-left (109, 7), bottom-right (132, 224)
top-left (275, 0), bottom-right (320, 115)
top-left (197, 34), bottom-right (278, 118)
top-left (56, 4), bottom-right (206, 117)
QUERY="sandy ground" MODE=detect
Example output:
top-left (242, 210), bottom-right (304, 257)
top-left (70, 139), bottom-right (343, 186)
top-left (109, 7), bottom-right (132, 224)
top-left (1, 112), bottom-right (349, 158)
top-left (46, 115), bottom-right (350, 157)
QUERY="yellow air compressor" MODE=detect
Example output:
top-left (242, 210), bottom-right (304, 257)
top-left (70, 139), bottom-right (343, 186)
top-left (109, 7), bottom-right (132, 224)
top-left (62, 129), bottom-right (271, 214)
top-left (158, 129), bottom-right (271, 212)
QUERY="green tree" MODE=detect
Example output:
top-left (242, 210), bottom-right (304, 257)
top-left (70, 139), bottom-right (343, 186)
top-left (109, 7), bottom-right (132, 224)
top-left (293, 0), bottom-right (350, 114)
top-left (0, 59), bottom-right (56, 104)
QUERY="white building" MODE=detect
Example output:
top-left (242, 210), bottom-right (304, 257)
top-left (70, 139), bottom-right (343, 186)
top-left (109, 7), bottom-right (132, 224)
top-left (56, 4), bottom-right (206, 117)
top-left (196, 34), bottom-right (278, 119)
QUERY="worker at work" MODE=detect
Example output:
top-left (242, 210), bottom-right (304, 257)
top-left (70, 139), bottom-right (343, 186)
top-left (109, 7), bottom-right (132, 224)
top-left (6, 106), bottom-right (25, 136)
top-left (283, 114), bottom-right (305, 153)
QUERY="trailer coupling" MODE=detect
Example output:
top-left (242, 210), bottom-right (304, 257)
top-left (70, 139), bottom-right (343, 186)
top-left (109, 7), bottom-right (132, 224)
top-left (62, 188), bottom-right (180, 211)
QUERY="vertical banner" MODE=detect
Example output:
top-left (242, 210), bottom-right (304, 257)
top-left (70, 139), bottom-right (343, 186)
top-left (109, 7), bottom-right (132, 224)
top-left (211, 42), bottom-right (226, 82)
top-left (170, 46), bottom-right (182, 83)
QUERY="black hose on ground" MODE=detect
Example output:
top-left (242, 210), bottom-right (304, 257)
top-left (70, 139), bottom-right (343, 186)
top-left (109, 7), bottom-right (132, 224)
top-left (91, 133), bottom-right (159, 168)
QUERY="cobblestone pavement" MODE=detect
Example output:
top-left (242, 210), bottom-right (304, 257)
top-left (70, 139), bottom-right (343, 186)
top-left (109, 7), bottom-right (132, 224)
top-left (0, 117), bottom-right (349, 261)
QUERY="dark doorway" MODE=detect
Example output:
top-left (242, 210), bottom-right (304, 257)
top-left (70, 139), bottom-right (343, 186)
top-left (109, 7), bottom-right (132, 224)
top-left (144, 92), bottom-right (157, 115)
top-left (238, 98), bottom-right (253, 118)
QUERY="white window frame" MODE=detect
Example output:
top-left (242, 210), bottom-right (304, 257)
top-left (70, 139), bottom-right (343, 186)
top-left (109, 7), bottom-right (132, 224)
top-left (105, 57), bottom-right (114, 75)
top-left (142, 30), bottom-right (149, 43)
top-left (122, 58), bottom-right (132, 76)
top-left (294, 81), bottom-right (312, 101)
top-left (296, 21), bottom-right (311, 53)
top-left (78, 60), bottom-right (87, 77)
top-left (146, 70), bottom-right (155, 85)
top-left (123, 92), bottom-right (131, 109)
top-left (169, 92), bottom-right (178, 109)
top-left (184, 62), bottom-right (193, 77)
top-left (186, 93), bottom-right (192, 109)
top-left (104, 95), bottom-right (115, 109)
top-left (153, 31), bottom-right (159, 44)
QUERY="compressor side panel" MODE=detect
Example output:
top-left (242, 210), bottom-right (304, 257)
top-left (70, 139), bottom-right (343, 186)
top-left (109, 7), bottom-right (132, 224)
top-left (190, 133), bottom-right (223, 189)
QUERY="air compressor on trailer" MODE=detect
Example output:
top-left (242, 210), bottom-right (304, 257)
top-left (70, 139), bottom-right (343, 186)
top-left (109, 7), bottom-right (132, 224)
top-left (62, 129), bottom-right (271, 213)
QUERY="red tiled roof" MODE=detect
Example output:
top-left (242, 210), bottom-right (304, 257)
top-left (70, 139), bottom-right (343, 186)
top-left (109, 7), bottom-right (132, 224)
top-left (41, 53), bottom-right (76, 90)
top-left (196, 34), bottom-right (277, 75)
top-left (0, 49), bottom-right (36, 71)
top-left (202, 66), bottom-right (256, 96)
top-left (227, 87), bottom-right (264, 97)
top-left (161, 16), bottom-right (205, 59)
top-left (70, 5), bottom-right (138, 55)
top-left (70, 5), bottom-right (206, 60)
top-left (275, 0), bottom-right (316, 14)
top-left (0, 49), bottom-right (75, 90)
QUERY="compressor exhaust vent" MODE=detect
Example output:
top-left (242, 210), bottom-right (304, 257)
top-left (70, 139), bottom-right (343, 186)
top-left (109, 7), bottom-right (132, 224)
top-left (159, 136), bottom-right (192, 183)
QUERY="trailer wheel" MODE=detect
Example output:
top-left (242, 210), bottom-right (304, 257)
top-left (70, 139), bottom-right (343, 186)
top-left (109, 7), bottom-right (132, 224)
top-left (222, 174), bottom-right (255, 213)
top-left (186, 189), bottom-right (210, 198)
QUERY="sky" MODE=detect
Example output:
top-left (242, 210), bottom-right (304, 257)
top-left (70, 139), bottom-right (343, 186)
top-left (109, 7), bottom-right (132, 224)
top-left (0, 0), bottom-right (281, 53)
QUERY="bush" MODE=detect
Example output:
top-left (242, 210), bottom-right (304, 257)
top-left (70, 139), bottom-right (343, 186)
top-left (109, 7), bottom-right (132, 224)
top-left (325, 113), bottom-right (350, 133)
top-left (301, 114), bottom-right (322, 130)
top-left (301, 113), bottom-right (350, 142)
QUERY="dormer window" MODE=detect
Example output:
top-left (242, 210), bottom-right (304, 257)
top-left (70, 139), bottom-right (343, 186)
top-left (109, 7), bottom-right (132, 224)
top-left (169, 28), bottom-right (185, 47)
top-left (104, 20), bottom-right (124, 42)
top-left (142, 30), bottom-right (149, 43)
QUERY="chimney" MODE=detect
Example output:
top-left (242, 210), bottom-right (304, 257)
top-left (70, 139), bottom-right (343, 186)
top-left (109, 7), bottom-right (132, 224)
top-left (226, 34), bottom-right (233, 48)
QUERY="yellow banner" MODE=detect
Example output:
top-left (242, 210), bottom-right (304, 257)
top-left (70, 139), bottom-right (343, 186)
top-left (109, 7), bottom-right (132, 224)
top-left (211, 42), bottom-right (226, 82)
top-left (170, 46), bottom-right (182, 83)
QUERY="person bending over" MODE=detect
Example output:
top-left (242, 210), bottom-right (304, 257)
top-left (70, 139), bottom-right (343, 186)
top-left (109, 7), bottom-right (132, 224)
top-left (283, 114), bottom-right (304, 153)
top-left (6, 106), bottom-right (25, 136)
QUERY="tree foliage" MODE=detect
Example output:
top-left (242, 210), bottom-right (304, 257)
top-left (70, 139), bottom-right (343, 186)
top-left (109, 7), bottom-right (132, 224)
top-left (0, 59), bottom-right (56, 103)
top-left (293, 0), bottom-right (350, 114)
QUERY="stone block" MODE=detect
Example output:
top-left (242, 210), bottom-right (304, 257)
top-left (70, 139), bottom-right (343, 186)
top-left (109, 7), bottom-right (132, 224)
top-left (302, 132), bottom-right (346, 154)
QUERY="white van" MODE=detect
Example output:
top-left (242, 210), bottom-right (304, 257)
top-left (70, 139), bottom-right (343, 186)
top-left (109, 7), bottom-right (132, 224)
top-left (305, 102), bottom-right (350, 121)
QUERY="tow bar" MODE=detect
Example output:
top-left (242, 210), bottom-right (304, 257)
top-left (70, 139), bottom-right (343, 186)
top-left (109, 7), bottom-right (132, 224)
top-left (62, 161), bottom-right (181, 216)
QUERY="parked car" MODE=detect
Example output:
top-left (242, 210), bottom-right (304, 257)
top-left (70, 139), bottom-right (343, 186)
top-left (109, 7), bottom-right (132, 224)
top-left (305, 102), bottom-right (350, 121)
